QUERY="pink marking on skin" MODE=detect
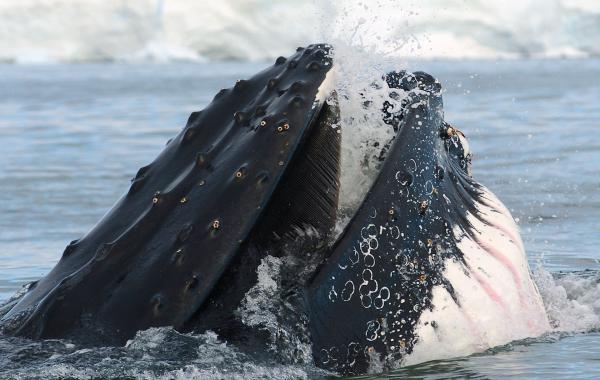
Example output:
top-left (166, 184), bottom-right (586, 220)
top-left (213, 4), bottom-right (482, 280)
top-left (471, 270), bottom-right (548, 336)
top-left (474, 234), bottom-right (522, 290)
top-left (472, 271), bottom-right (509, 313)
top-left (471, 234), bottom-right (529, 309)
top-left (467, 264), bottom-right (547, 337)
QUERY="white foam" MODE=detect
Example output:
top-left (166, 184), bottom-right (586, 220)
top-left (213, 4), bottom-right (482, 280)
top-left (237, 255), bottom-right (282, 332)
top-left (161, 363), bottom-right (313, 380)
top-left (328, 46), bottom-right (401, 215)
top-left (236, 255), bottom-right (313, 363)
top-left (534, 267), bottom-right (600, 332)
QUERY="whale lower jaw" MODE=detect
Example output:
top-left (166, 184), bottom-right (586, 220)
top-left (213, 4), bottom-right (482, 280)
top-left (404, 184), bottom-right (549, 367)
top-left (306, 70), bottom-right (549, 375)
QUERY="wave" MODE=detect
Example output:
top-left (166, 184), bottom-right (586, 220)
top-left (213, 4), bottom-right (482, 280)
top-left (535, 267), bottom-right (600, 332)
top-left (2, 269), bottom-right (598, 379)
top-left (1, 0), bottom-right (599, 64)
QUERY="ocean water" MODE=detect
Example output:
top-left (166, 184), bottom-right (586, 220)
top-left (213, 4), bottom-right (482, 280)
top-left (0, 59), bottom-right (599, 379)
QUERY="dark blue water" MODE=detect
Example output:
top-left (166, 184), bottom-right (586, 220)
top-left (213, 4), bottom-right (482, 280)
top-left (0, 60), bottom-right (598, 379)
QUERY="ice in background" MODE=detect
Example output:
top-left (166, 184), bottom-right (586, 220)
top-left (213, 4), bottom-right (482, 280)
top-left (0, 0), bottom-right (600, 63)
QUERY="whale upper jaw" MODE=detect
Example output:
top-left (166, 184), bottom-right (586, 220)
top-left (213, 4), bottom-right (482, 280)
top-left (0, 44), bottom-right (340, 344)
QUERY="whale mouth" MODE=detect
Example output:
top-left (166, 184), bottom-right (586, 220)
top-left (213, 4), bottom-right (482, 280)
top-left (0, 44), bottom-right (546, 376)
top-left (0, 47), bottom-right (471, 342)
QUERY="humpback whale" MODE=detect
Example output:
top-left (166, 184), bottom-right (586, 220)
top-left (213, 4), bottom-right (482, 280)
top-left (0, 44), bottom-right (549, 375)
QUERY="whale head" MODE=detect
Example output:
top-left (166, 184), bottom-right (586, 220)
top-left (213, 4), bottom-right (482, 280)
top-left (0, 45), bottom-right (548, 375)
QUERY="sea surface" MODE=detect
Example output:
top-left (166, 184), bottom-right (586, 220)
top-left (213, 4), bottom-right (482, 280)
top-left (0, 59), bottom-right (599, 379)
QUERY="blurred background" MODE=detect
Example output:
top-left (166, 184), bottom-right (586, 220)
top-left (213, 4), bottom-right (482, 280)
top-left (1, 0), bottom-right (599, 63)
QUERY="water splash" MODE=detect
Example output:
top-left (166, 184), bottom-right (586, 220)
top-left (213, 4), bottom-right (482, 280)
top-left (236, 255), bottom-right (314, 364)
top-left (534, 267), bottom-right (600, 332)
top-left (318, 1), bottom-right (413, 216)
top-left (0, 327), bottom-right (328, 379)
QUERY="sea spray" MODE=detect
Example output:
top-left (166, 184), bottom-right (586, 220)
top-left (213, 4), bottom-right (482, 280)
top-left (317, 0), bottom-right (411, 216)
